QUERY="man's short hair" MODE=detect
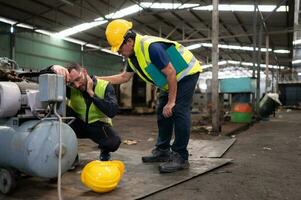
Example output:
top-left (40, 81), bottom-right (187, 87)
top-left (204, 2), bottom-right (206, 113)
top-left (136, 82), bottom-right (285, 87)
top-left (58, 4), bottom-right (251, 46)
top-left (65, 63), bottom-right (83, 73)
top-left (124, 29), bottom-right (136, 42)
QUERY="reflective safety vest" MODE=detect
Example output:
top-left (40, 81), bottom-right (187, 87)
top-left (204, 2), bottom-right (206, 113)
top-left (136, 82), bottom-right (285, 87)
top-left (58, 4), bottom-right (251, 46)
top-left (128, 34), bottom-right (202, 90)
top-left (68, 79), bottom-right (112, 125)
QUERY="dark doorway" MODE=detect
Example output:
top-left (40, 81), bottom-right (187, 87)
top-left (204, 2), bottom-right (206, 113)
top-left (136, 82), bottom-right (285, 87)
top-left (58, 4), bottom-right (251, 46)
top-left (132, 74), bottom-right (146, 107)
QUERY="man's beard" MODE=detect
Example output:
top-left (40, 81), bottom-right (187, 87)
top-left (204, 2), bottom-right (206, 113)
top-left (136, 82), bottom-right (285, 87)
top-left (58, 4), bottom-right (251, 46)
top-left (78, 75), bottom-right (87, 92)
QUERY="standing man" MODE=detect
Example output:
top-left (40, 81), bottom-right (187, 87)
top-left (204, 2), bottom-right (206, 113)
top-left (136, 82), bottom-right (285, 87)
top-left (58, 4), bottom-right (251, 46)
top-left (43, 63), bottom-right (121, 162)
top-left (98, 19), bottom-right (202, 173)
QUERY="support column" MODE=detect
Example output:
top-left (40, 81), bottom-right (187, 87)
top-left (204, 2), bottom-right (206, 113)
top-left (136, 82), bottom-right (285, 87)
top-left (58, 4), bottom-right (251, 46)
top-left (292, 0), bottom-right (301, 80)
top-left (10, 25), bottom-right (16, 63)
top-left (265, 35), bottom-right (269, 93)
top-left (252, 0), bottom-right (258, 111)
top-left (211, 0), bottom-right (220, 135)
top-left (256, 25), bottom-right (263, 110)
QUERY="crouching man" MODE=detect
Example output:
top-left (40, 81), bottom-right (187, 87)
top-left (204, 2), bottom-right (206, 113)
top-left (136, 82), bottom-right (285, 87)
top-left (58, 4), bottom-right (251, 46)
top-left (42, 63), bottom-right (121, 162)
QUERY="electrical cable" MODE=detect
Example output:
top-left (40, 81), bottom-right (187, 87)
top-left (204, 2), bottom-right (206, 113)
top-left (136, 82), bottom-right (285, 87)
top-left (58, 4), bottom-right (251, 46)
top-left (53, 103), bottom-right (63, 200)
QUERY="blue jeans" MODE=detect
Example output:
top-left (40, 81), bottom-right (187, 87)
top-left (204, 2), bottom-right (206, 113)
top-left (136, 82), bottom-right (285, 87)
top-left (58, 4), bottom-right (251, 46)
top-left (156, 73), bottom-right (199, 160)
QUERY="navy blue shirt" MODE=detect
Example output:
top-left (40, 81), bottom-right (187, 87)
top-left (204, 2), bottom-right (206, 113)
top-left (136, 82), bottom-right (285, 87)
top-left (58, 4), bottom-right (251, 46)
top-left (126, 42), bottom-right (172, 73)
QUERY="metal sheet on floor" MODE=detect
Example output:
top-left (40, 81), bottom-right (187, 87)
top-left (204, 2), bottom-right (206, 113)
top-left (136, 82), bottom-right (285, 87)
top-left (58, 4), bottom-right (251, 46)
top-left (0, 149), bottom-right (232, 200)
top-left (188, 138), bottom-right (236, 159)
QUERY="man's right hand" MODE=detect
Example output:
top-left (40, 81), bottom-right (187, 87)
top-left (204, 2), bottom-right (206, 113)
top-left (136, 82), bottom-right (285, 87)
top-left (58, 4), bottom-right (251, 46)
top-left (51, 65), bottom-right (70, 82)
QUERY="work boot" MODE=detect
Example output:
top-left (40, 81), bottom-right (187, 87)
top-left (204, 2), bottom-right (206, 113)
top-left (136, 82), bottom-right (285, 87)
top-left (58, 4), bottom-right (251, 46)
top-left (158, 151), bottom-right (189, 173)
top-left (100, 151), bottom-right (111, 161)
top-left (142, 148), bottom-right (170, 163)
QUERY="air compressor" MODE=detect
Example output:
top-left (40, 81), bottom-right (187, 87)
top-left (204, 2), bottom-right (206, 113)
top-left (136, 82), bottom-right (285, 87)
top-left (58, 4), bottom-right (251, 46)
top-left (0, 71), bottom-right (78, 194)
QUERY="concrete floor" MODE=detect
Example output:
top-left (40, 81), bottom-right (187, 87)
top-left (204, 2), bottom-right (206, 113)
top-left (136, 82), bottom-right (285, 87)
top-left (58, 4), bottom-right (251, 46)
top-left (141, 109), bottom-right (301, 200)
top-left (1, 109), bottom-right (300, 199)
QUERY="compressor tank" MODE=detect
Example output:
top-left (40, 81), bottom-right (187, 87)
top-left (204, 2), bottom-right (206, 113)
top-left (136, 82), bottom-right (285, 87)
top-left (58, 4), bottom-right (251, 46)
top-left (0, 120), bottom-right (78, 178)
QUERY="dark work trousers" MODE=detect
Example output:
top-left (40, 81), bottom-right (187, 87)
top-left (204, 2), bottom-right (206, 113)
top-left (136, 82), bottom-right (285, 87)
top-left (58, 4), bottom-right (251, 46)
top-left (69, 118), bottom-right (121, 157)
top-left (156, 72), bottom-right (200, 160)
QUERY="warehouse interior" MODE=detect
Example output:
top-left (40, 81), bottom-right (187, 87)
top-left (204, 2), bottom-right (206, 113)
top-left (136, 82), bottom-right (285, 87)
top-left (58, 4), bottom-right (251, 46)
top-left (0, 0), bottom-right (300, 199)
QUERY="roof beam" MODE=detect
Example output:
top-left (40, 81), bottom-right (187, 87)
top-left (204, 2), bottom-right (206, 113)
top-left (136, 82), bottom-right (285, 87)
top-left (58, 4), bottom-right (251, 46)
top-left (232, 12), bottom-right (253, 43)
top-left (30, 0), bottom-right (103, 42)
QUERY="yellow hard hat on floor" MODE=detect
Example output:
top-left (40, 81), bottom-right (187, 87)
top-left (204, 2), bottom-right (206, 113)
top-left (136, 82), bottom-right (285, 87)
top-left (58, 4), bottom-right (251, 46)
top-left (105, 19), bottom-right (133, 52)
top-left (110, 160), bottom-right (125, 176)
top-left (80, 160), bottom-right (125, 193)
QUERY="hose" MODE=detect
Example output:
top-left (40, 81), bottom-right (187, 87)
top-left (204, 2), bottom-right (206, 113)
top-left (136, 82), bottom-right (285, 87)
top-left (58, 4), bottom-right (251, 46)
top-left (53, 103), bottom-right (63, 200)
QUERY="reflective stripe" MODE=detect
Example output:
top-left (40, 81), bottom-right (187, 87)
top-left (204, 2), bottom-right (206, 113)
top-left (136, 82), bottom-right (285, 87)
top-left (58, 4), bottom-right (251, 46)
top-left (178, 46), bottom-right (185, 54)
top-left (133, 34), bottom-right (201, 90)
top-left (140, 36), bottom-right (153, 64)
top-left (178, 56), bottom-right (197, 80)
top-left (139, 37), bottom-right (196, 82)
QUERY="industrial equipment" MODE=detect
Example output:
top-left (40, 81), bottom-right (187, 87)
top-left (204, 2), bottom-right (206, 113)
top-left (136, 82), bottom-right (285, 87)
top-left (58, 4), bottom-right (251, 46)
top-left (0, 58), bottom-right (78, 194)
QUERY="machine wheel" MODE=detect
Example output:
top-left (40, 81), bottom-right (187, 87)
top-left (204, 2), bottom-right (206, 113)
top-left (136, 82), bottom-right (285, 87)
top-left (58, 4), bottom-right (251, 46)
top-left (0, 168), bottom-right (16, 194)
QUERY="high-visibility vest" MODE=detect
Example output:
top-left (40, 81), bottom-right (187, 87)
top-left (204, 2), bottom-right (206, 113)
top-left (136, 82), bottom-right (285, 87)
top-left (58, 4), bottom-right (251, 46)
top-left (128, 34), bottom-right (202, 90)
top-left (68, 79), bottom-right (112, 125)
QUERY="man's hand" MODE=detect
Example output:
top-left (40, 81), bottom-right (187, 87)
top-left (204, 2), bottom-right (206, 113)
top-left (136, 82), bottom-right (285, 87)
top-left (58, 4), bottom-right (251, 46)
top-left (161, 63), bottom-right (177, 118)
top-left (86, 75), bottom-right (95, 97)
top-left (163, 102), bottom-right (175, 118)
top-left (51, 65), bottom-right (70, 82)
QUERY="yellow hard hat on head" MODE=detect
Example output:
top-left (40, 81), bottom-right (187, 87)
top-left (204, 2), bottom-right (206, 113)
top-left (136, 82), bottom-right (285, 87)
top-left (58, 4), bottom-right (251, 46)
top-left (105, 19), bottom-right (133, 52)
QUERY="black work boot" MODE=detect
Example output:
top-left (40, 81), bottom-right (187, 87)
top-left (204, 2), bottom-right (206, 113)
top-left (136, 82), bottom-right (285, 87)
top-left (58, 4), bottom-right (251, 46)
top-left (158, 151), bottom-right (189, 173)
top-left (142, 148), bottom-right (171, 163)
top-left (100, 151), bottom-right (111, 161)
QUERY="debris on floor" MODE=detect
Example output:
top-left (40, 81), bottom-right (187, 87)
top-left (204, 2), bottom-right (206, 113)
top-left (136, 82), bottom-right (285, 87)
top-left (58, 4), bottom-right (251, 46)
top-left (123, 139), bottom-right (138, 145)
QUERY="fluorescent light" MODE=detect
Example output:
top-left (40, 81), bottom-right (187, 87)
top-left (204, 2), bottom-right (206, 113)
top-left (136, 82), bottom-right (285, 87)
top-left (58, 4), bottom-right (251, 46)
top-left (228, 60), bottom-right (240, 65)
top-left (219, 61), bottom-right (227, 65)
top-left (101, 48), bottom-right (119, 55)
top-left (53, 20), bottom-right (108, 38)
top-left (298, 72), bottom-right (301, 76)
top-left (0, 17), bottom-right (16, 24)
top-left (178, 4), bottom-right (199, 9)
top-left (35, 29), bottom-right (54, 36)
top-left (186, 44), bottom-right (202, 50)
top-left (202, 64), bottom-right (212, 69)
top-left (10, 26), bottom-right (14, 33)
top-left (201, 60), bottom-right (286, 69)
top-left (105, 5), bottom-right (142, 19)
top-left (273, 49), bottom-right (290, 54)
top-left (202, 43), bottom-right (212, 48)
top-left (193, 4), bottom-right (288, 12)
top-left (141, 3), bottom-right (181, 9)
top-left (293, 39), bottom-right (301, 45)
top-left (140, 3), bottom-right (199, 9)
top-left (16, 23), bottom-right (34, 29)
top-left (241, 62), bottom-right (253, 66)
top-left (86, 43), bottom-right (100, 49)
top-left (57, 4), bottom-right (141, 37)
top-left (292, 60), bottom-right (301, 64)
top-left (63, 37), bottom-right (86, 45)
top-left (187, 42), bottom-right (288, 53)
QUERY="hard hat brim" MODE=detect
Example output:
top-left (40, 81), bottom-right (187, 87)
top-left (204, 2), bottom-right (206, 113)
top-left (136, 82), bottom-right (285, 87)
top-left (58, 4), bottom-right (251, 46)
top-left (111, 46), bottom-right (120, 53)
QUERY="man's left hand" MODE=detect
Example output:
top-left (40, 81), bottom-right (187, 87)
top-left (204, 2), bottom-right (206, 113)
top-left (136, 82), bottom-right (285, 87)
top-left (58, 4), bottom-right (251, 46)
top-left (86, 75), bottom-right (94, 97)
top-left (163, 102), bottom-right (175, 118)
